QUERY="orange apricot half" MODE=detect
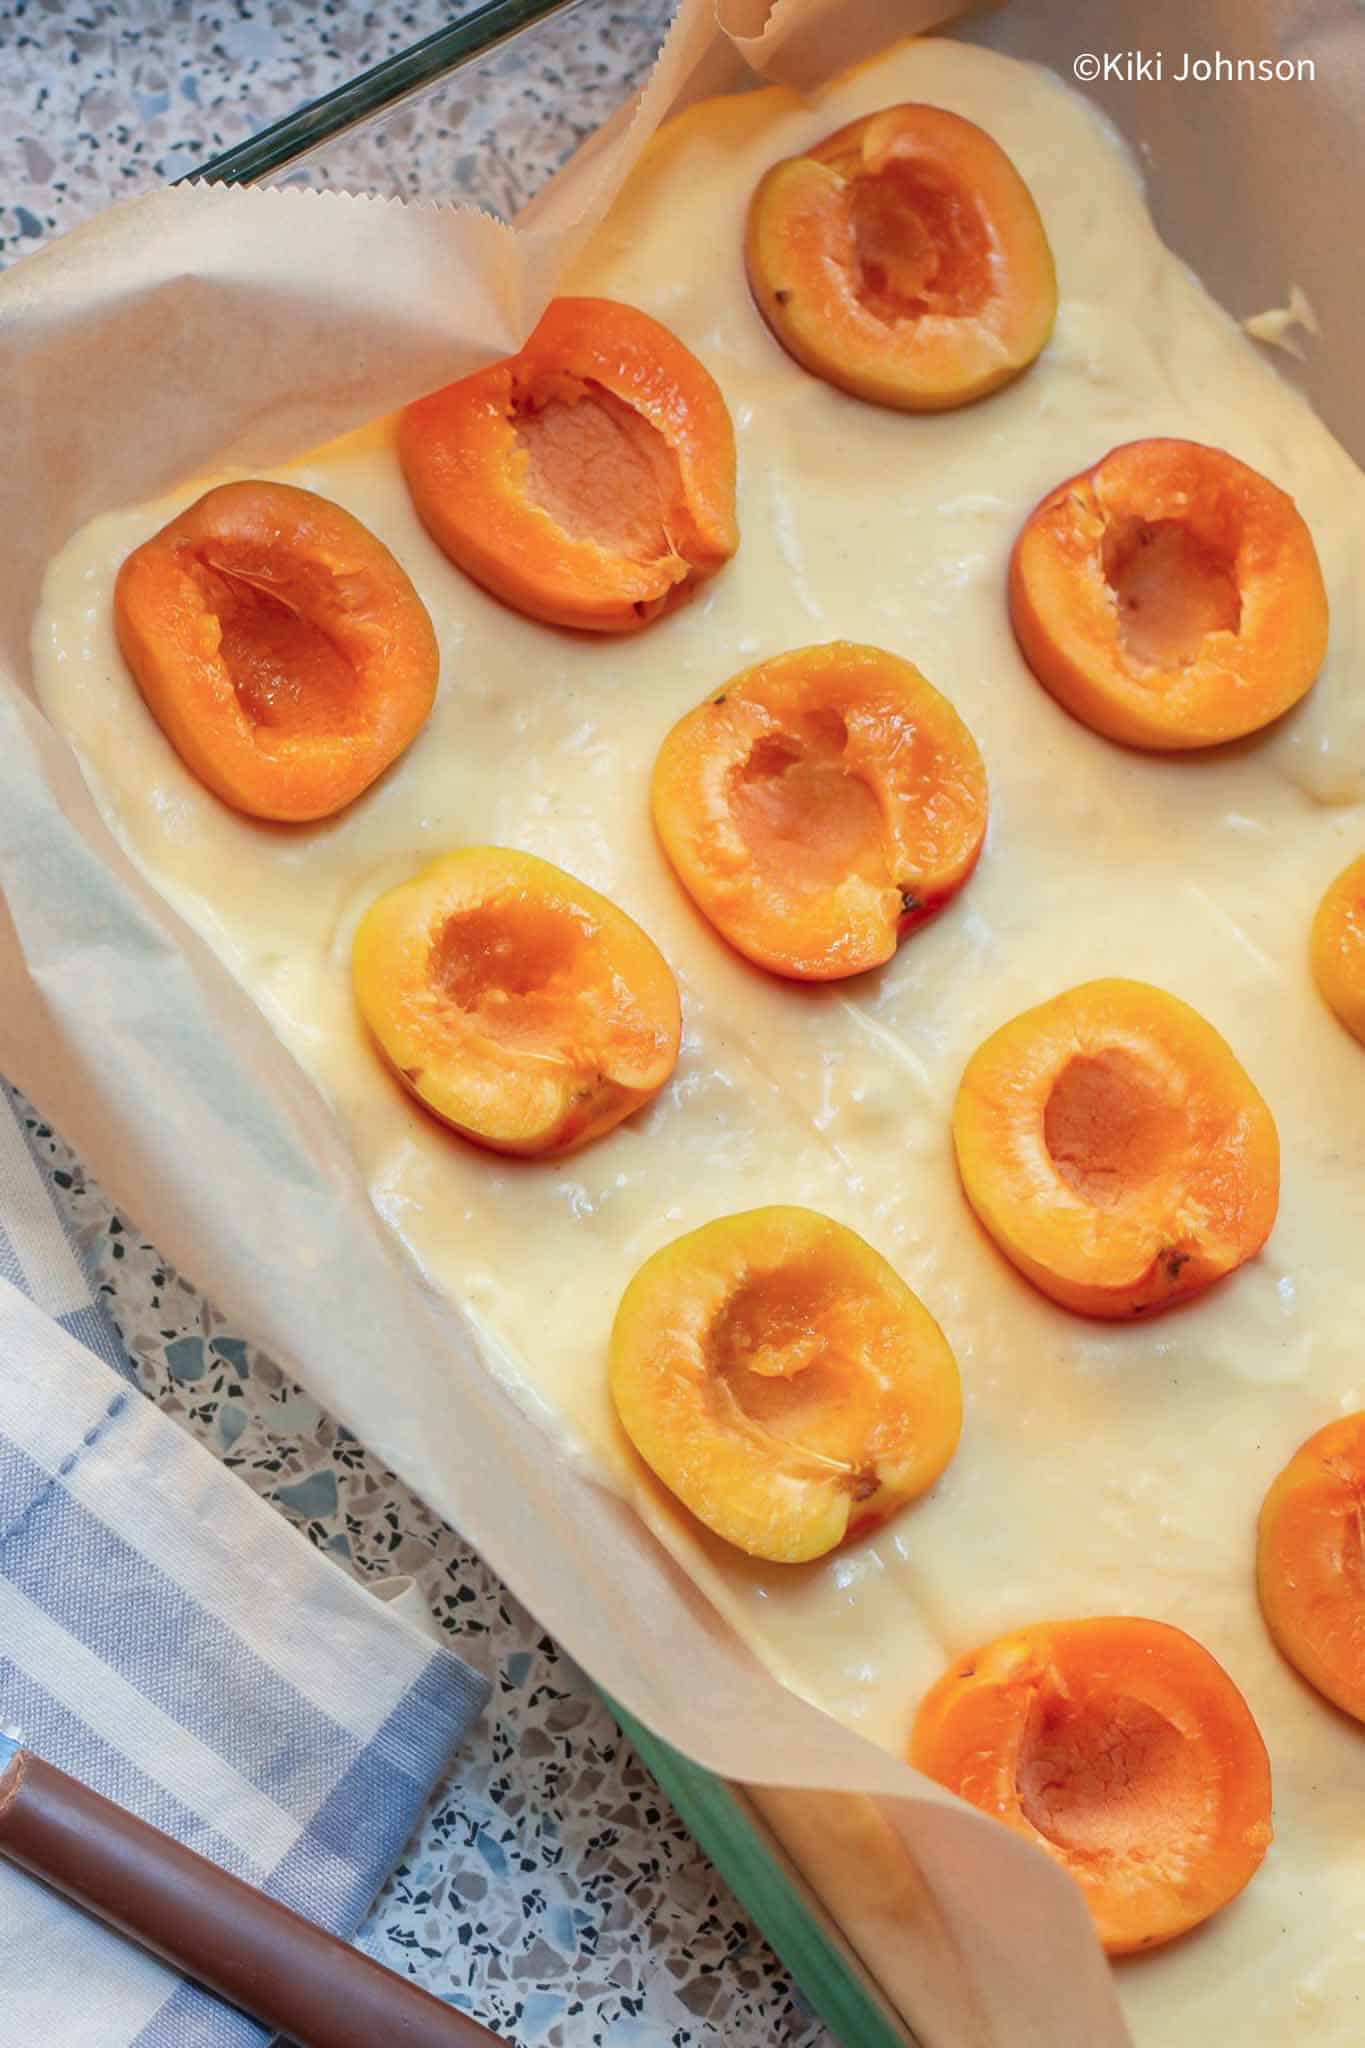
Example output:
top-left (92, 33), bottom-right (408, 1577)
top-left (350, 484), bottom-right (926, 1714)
top-left (745, 104), bottom-right (1056, 411)
top-left (953, 979), bottom-right (1279, 1319)
top-left (911, 1617), bottom-right (1273, 1955)
top-left (609, 1206), bottom-right (961, 1563)
top-left (114, 481), bottom-right (439, 822)
top-left (651, 642), bottom-right (987, 981)
top-left (1311, 855), bottom-right (1365, 1046)
top-left (1258, 1412), bottom-right (1365, 1723)
top-left (1009, 438), bottom-right (1329, 749)
top-left (398, 297), bottom-right (738, 633)
top-left (351, 848), bottom-right (680, 1158)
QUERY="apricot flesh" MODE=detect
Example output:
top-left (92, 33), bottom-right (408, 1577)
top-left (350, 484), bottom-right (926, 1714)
top-left (911, 1617), bottom-right (1273, 1954)
top-left (953, 978), bottom-right (1279, 1319)
top-left (113, 481), bottom-right (439, 822)
top-left (609, 1206), bottom-right (961, 1562)
top-left (1311, 855), bottom-right (1365, 1045)
top-left (651, 642), bottom-right (987, 980)
top-left (351, 848), bottom-right (680, 1157)
top-left (1258, 1413), bottom-right (1365, 1723)
top-left (398, 297), bottom-right (738, 633)
top-left (746, 104), bottom-right (1056, 411)
top-left (1009, 438), bottom-right (1329, 750)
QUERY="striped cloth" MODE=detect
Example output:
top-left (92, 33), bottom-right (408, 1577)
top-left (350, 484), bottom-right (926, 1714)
top-left (0, 1082), bottom-right (490, 2046)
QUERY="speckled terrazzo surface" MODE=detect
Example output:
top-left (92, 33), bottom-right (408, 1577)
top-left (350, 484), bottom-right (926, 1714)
top-left (1, 4), bottom-right (832, 2040)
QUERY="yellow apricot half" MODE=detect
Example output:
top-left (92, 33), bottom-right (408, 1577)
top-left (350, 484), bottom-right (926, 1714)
top-left (1009, 439), bottom-right (1328, 750)
top-left (399, 297), bottom-right (737, 633)
top-left (1258, 1412), bottom-right (1365, 1724)
top-left (912, 1617), bottom-right (1273, 1954)
top-left (352, 848), bottom-right (680, 1158)
top-left (953, 979), bottom-right (1279, 1318)
top-left (651, 642), bottom-right (987, 981)
top-left (746, 103), bottom-right (1056, 411)
top-left (115, 480), bottom-right (439, 822)
top-left (1311, 855), bottom-right (1365, 1045)
top-left (609, 1205), bottom-right (961, 1563)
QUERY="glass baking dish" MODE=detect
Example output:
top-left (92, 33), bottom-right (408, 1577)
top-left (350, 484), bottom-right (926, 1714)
top-left (189, 5), bottom-right (910, 2044)
top-left (191, 0), bottom-right (668, 216)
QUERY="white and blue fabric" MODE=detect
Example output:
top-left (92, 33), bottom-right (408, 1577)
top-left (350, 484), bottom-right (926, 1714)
top-left (0, 1081), bottom-right (490, 2046)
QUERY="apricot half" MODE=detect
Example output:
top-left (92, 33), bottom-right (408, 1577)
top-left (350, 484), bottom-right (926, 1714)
top-left (351, 848), bottom-right (680, 1157)
top-left (651, 642), bottom-right (987, 980)
top-left (1311, 855), bottom-right (1365, 1045)
top-left (114, 481), bottom-right (438, 822)
top-left (1009, 438), bottom-right (1329, 749)
top-left (911, 1617), bottom-right (1273, 1955)
top-left (609, 1206), bottom-right (961, 1563)
top-left (745, 104), bottom-right (1056, 411)
top-left (398, 297), bottom-right (738, 633)
top-left (1258, 1413), bottom-right (1365, 1723)
top-left (953, 979), bottom-right (1279, 1319)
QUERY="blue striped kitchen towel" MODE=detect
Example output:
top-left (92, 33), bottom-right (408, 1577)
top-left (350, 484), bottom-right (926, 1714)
top-left (0, 1082), bottom-right (490, 2047)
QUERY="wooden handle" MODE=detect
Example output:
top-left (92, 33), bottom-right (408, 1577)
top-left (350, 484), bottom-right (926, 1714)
top-left (0, 1749), bottom-right (503, 2047)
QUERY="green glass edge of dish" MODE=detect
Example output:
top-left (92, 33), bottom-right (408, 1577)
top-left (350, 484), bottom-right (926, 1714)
top-left (603, 1695), bottom-right (914, 2048)
top-left (184, 0), bottom-right (583, 186)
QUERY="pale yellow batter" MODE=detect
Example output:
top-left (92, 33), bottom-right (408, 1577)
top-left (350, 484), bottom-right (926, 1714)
top-left (32, 39), bottom-right (1365, 2045)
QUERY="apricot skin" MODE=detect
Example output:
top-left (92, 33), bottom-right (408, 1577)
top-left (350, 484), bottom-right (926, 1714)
top-left (651, 642), bottom-right (987, 981)
top-left (352, 848), bottom-right (680, 1159)
top-left (1258, 1413), bottom-right (1365, 1724)
top-left (1009, 438), bottom-right (1329, 750)
top-left (114, 480), bottom-right (438, 822)
top-left (609, 1206), bottom-right (961, 1563)
top-left (1311, 855), bottom-right (1365, 1045)
top-left (911, 1617), bottom-right (1273, 1955)
top-left (398, 297), bottom-right (737, 633)
top-left (746, 104), bottom-right (1056, 412)
top-left (953, 979), bottom-right (1279, 1319)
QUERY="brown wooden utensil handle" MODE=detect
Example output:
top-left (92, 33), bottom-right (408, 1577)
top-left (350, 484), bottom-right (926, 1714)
top-left (0, 1749), bottom-right (504, 2047)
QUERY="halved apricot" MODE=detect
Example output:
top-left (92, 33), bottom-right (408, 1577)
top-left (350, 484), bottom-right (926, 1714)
top-left (745, 104), bottom-right (1056, 411)
top-left (953, 979), bottom-right (1279, 1319)
top-left (911, 1617), bottom-right (1273, 1955)
top-left (651, 642), bottom-right (987, 981)
top-left (1009, 438), bottom-right (1329, 749)
top-left (1258, 1412), bottom-right (1365, 1723)
top-left (113, 480), bottom-right (439, 822)
top-left (609, 1206), bottom-right (961, 1563)
top-left (1311, 855), bottom-right (1365, 1045)
top-left (351, 848), bottom-right (680, 1157)
top-left (398, 297), bottom-right (738, 633)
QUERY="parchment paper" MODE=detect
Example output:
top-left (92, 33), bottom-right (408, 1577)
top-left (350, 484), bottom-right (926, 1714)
top-left (0, 3), bottom-right (1354, 2041)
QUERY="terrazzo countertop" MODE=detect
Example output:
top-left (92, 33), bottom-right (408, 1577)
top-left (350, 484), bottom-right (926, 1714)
top-left (0, 3), bottom-right (834, 2041)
